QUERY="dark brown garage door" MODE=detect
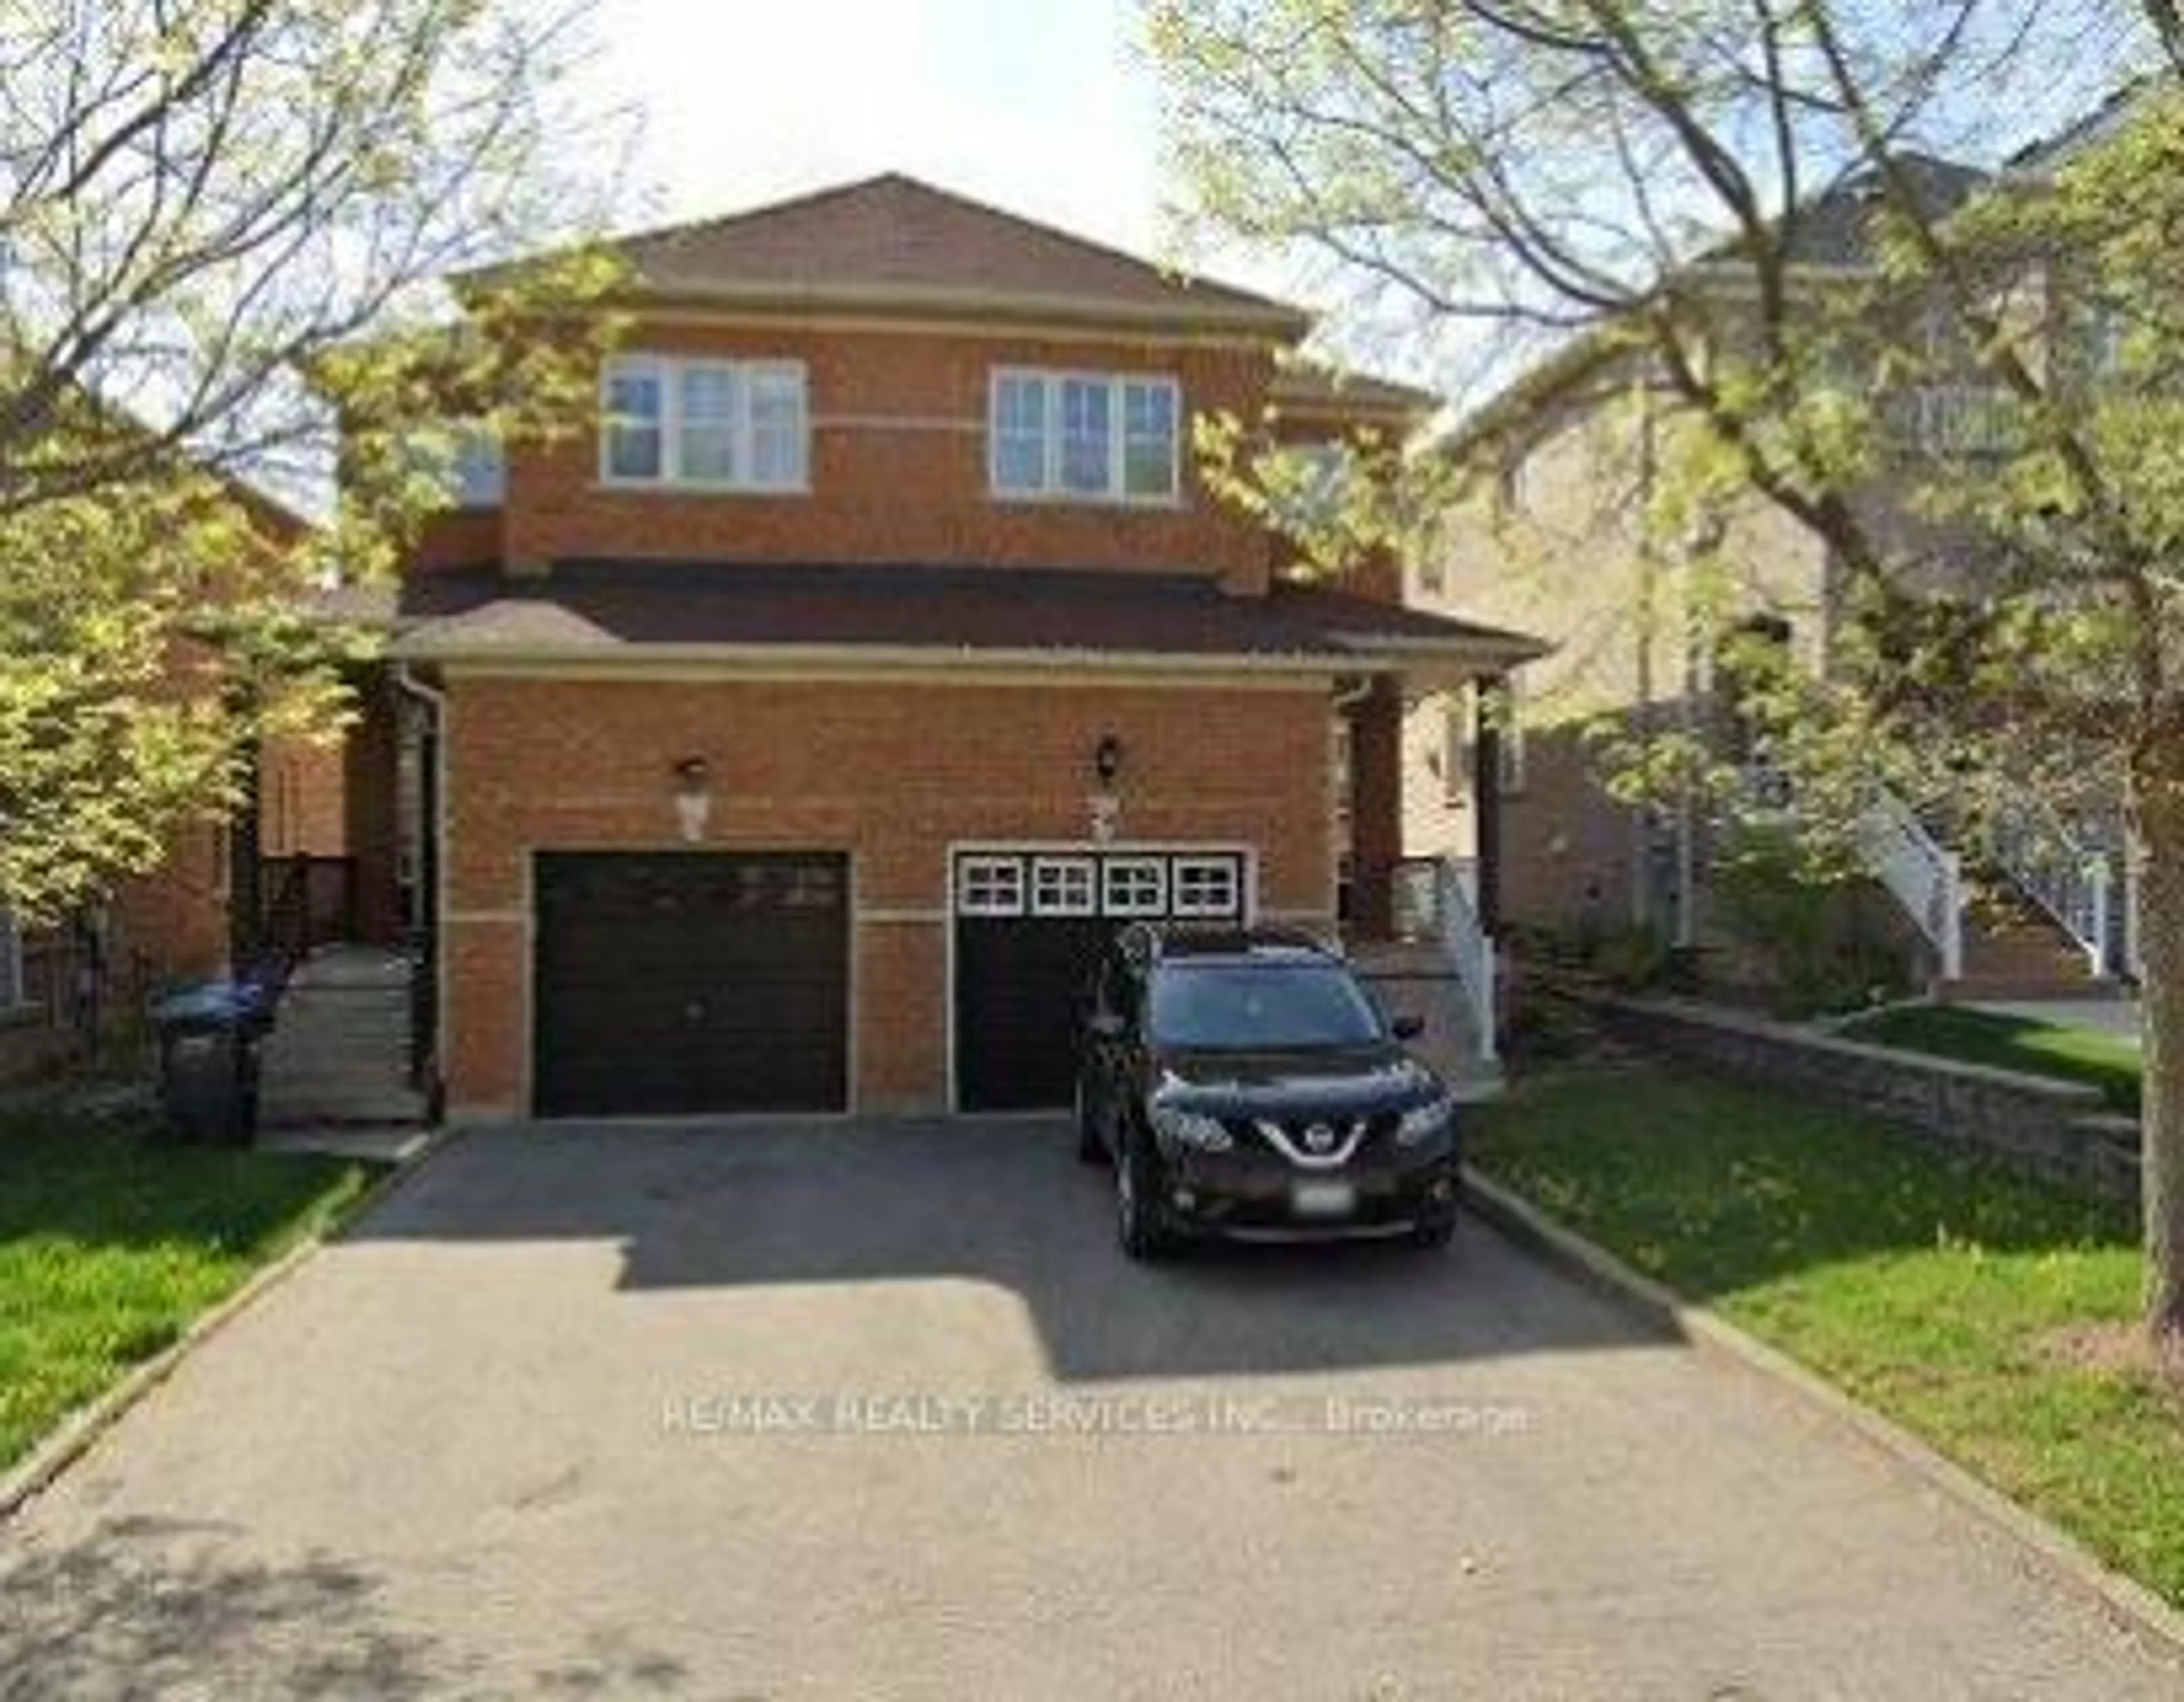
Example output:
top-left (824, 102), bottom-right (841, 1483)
top-left (534, 852), bottom-right (849, 1117)
top-left (953, 850), bottom-right (1247, 1112)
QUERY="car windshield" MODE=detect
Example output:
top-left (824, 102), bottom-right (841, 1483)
top-left (1147, 962), bottom-right (1385, 1053)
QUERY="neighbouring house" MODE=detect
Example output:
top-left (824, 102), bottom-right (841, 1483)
top-left (1403, 138), bottom-right (2138, 1005)
top-left (0, 474), bottom-right (351, 1084)
top-left (336, 173), bottom-right (1542, 1121)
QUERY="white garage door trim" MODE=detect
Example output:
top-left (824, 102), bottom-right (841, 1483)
top-left (943, 840), bottom-right (1259, 1115)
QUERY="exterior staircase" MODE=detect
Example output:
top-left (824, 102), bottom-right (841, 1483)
top-left (1935, 888), bottom-right (2122, 1002)
top-left (256, 945), bottom-right (429, 1133)
top-left (1858, 785), bottom-right (2131, 1001)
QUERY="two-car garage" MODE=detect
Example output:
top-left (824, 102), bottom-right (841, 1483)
top-left (526, 845), bottom-right (1250, 1118)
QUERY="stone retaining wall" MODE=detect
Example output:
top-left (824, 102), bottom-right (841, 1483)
top-left (1574, 993), bottom-right (2142, 1203)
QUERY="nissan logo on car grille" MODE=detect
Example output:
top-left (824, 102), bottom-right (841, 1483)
top-left (1302, 1123), bottom-right (1340, 1156)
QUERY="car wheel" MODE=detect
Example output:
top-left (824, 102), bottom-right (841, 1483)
top-left (1114, 1134), bottom-right (1172, 1261)
top-left (1074, 1075), bottom-right (1106, 1165)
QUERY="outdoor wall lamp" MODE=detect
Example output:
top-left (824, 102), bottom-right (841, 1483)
top-left (672, 755), bottom-right (713, 843)
top-left (1088, 735), bottom-right (1126, 846)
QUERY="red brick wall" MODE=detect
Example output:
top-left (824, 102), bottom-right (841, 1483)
top-left (262, 736), bottom-right (348, 858)
top-left (491, 322), bottom-right (1280, 593)
top-left (111, 818), bottom-right (230, 986)
top-left (1346, 680), bottom-right (1405, 936)
top-left (437, 672), bottom-right (1337, 1117)
top-left (410, 508), bottom-right (504, 574)
top-left (1268, 408), bottom-right (1408, 606)
top-left (341, 677), bottom-right (405, 946)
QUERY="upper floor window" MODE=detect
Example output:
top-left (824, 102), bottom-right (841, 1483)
top-left (990, 370), bottom-right (1180, 504)
top-left (450, 426), bottom-right (505, 508)
top-left (602, 355), bottom-right (808, 492)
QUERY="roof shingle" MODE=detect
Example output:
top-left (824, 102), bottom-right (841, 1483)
top-left (565, 174), bottom-right (1311, 336)
top-left (375, 560), bottom-right (1544, 670)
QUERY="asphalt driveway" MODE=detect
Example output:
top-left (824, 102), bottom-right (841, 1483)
top-left (2, 1119), bottom-right (2177, 1699)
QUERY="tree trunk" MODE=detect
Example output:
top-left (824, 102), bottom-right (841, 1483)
top-left (2135, 771), bottom-right (2184, 1347)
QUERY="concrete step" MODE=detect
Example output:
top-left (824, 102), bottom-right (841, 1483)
top-left (1935, 975), bottom-right (2127, 1003)
top-left (255, 944), bottom-right (427, 1133)
top-left (1348, 942), bottom-right (1502, 1099)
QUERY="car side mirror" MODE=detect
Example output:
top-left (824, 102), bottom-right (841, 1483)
top-left (1087, 1012), bottom-right (1126, 1041)
top-left (1390, 1014), bottom-right (1425, 1042)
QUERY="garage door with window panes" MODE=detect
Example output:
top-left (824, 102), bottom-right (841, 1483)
top-left (533, 852), bottom-right (849, 1117)
top-left (952, 849), bottom-right (1248, 1111)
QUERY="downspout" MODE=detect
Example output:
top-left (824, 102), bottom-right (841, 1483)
top-left (1331, 674), bottom-right (1375, 714)
top-left (393, 664), bottom-right (448, 1114)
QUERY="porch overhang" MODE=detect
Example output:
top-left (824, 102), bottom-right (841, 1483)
top-left (342, 559), bottom-right (1552, 682)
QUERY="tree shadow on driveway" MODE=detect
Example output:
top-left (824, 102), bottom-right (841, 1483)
top-left (0, 1514), bottom-right (691, 1700)
top-left (346, 1117), bottom-right (1670, 1383)
top-left (0, 1514), bottom-right (433, 1700)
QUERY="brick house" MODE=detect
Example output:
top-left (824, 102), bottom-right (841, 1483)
top-left (346, 174), bottom-right (1541, 1121)
top-left (0, 476), bottom-right (348, 1082)
top-left (1403, 146), bottom-right (2127, 999)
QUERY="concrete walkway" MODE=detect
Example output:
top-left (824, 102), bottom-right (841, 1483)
top-left (2, 1120), bottom-right (2176, 1698)
top-left (257, 945), bottom-right (428, 1134)
top-left (1969, 997), bottom-right (2143, 1044)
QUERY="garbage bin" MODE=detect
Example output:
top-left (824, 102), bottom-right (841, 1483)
top-left (151, 981), bottom-right (273, 1145)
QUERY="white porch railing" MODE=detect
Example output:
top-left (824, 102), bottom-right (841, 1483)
top-left (1888, 384), bottom-right (2017, 457)
top-left (1389, 856), bottom-right (1498, 1065)
top-left (1857, 791), bottom-right (1965, 980)
top-left (1988, 795), bottom-right (2112, 978)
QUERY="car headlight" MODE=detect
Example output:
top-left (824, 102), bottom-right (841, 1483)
top-left (1149, 1103), bottom-right (1235, 1152)
top-left (1394, 1097), bottom-right (1455, 1146)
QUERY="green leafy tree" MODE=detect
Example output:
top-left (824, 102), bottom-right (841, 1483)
top-left (0, 0), bottom-right (626, 922)
top-left (1149, 1), bottom-right (2184, 1344)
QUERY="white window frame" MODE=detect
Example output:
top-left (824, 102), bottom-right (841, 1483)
top-left (1170, 858), bottom-right (1241, 920)
top-left (451, 425), bottom-right (506, 508)
top-left (600, 354), bottom-right (809, 494)
top-left (988, 369), bottom-right (1181, 506)
top-left (1031, 858), bottom-right (1097, 917)
top-left (956, 855), bottom-right (1026, 917)
top-left (1101, 857), bottom-right (1169, 917)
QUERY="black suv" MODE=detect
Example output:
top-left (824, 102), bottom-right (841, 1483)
top-left (1074, 925), bottom-right (1460, 1259)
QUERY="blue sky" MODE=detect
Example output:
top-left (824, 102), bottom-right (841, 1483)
top-left (584, 1), bottom-right (1175, 266)
top-left (566, 2), bottom-right (2151, 400)
top-left (573, 1), bottom-right (1413, 378)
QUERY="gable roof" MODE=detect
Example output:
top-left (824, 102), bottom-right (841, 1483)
top-left (2009, 77), bottom-right (2158, 172)
top-left (1269, 362), bottom-right (1440, 423)
top-left (1447, 150), bottom-right (1992, 454)
top-left (1751, 152), bottom-right (1991, 270)
top-left (494, 173), bottom-right (1313, 338)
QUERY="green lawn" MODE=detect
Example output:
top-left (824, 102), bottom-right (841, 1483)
top-left (1470, 1064), bottom-right (2184, 1606)
top-left (1840, 1004), bottom-right (2141, 1113)
top-left (0, 1105), bottom-right (380, 1471)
